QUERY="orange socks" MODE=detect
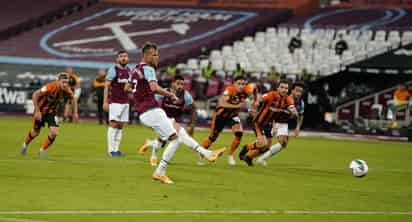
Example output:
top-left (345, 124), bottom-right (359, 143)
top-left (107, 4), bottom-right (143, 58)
top-left (24, 131), bottom-right (35, 145)
top-left (201, 137), bottom-right (212, 149)
top-left (40, 136), bottom-right (56, 151)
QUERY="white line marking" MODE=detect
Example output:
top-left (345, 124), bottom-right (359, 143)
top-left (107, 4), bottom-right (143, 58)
top-left (0, 210), bottom-right (411, 215)
top-left (0, 216), bottom-right (46, 222)
top-left (1, 159), bottom-right (411, 173)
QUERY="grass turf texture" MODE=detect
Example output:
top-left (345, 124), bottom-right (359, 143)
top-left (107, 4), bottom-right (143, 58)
top-left (0, 116), bottom-right (411, 222)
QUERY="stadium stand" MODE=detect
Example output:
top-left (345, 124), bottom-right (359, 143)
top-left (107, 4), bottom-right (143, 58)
top-left (0, 0), bottom-right (97, 41)
top-left (179, 7), bottom-right (412, 77)
top-left (0, 2), bottom-right (292, 67)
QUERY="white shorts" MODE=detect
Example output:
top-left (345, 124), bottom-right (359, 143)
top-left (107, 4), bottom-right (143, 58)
top-left (139, 108), bottom-right (177, 140)
top-left (272, 123), bottom-right (289, 137)
top-left (109, 103), bottom-right (129, 122)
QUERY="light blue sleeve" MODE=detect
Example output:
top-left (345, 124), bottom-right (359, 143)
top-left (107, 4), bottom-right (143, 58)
top-left (143, 66), bottom-right (157, 81)
top-left (155, 94), bottom-right (164, 102)
top-left (184, 91), bottom-right (194, 105)
top-left (106, 67), bottom-right (116, 81)
top-left (300, 100), bottom-right (305, 114)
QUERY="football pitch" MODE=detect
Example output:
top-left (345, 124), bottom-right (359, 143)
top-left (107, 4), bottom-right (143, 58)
top-left (0, 116), bottom-right (411, 222)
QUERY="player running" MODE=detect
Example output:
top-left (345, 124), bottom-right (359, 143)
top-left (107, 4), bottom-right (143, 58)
top-left (137, 74), bottom-right (200, 166)
top-left (200, 76), bottom-right (255, 165)
top-left (20, 73), bottom-right (78, 157)
top-left (126, 42), bottom-right (225, 184)
top-left (255, 82), bottom-right (304, 166)
top-left (239, 80), bottom-right (298, 166)
top-left (103, 51), bottom-right (131, 157)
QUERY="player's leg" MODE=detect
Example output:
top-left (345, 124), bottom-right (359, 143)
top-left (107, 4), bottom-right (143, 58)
top-left (139, 108), bottom-right (178, 184)
top-left (21, 117), bottom-right (42, 155)
top-left (239, 124), bottom-right (270, 166)
top-left (175, 120), bottom-right (225, 162)
top-left (228, 117), bottom-right (243, 165)
top-left (198, 114), bottom-right (225, 164)
top-left (113, 104), bottom-right (129, 156)
top-left (201, 113), bottom-right (224, 149)
top-left (256, 136), bottom-right (273, 166)
top-left (39, 115), bottom-right (60, 157)
top-left (107, 103), bottom-right (128, 156)
top-left (240, 135), bottom-right (268, 166)
top-left (257, 123), bottom-right (289, 163)
top-left (138, 136), bottom-right (166, 166)
top-left (149, 138), bottom-right (166, 166)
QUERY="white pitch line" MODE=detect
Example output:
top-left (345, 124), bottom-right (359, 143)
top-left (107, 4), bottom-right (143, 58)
top-left (0, 216), bottom-right (46, 222)
top-left (0, 210), bottom-right (411, 216)
top-left (1, 159), bottom-right (412, 173)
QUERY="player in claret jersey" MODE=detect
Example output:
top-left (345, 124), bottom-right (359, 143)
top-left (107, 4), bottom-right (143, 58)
top-left (20, 73), bottom-right (78, 157)
top-left (126, 42), bottom-right (224, 184)
top-left (137, 74), bottom-right (201, 167)
top-left (103, 51), bottom-right (131, 157)
top-left (239, 80), bottom-right (298, 166)
top-left (200, 75), bottom-right (255, 165)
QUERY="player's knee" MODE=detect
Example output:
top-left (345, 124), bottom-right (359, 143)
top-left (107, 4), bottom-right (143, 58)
top-left (31, 130), bottom-right (40, 137)
top-left (50, 129), bottom-right (59, 138)
top-left (234, 131), bottom-right (243, 139)
top-left (168, 133), bottom-right (178, 141)
top-left (279, 139), bottom-right (288, 148)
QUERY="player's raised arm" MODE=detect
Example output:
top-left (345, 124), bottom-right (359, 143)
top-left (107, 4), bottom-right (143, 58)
top-left (143, 65), bottom-right (178, 101)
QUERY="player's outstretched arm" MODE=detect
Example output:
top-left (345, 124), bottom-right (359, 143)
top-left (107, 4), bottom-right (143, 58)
top-left (149, 81), bottom-right (178, 101)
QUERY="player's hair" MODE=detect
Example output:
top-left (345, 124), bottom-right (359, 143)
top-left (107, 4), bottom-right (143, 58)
top-left (142, 42), bottom-right (158, 54)
top-left (57, 72), bottom-right (69, 80)
top-left (117, 50), bottom-right (127, 55)
top-left (173, 74), bottom-right (184, 82)
top-left (278, 79), bottom-right (290, 87)
top-left (292, 81), bottom-right (305, 90)
top-left (234, 75), bottom-right (246, 82)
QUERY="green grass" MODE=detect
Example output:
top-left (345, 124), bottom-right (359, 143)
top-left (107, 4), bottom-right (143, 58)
top-left (0, 116), bottom-right (411, 222)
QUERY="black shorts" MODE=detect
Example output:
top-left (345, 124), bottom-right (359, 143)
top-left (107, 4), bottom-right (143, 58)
top-left (288, 118), bottom-right (298, 130)
top-left (210, 114), bottom-right (241, 136)
top-left (33, 113), bottom-right (59, 130)
top-left (253, 123), bottom-right (273, 138)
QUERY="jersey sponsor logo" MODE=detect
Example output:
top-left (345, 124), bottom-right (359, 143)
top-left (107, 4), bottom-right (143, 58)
top-left (41, 8), bottom-right (255, 58)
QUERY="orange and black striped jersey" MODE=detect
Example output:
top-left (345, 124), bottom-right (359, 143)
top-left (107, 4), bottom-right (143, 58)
top-left (37, 81), bottom-right (74, 114)
top-left (215, 84), bottom-right (254, 119)
top-left (254, 91), bottom-right (294, 135)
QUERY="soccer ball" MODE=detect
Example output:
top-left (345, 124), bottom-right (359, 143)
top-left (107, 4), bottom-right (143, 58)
top-left (349, 159), bottom-right (368, 177)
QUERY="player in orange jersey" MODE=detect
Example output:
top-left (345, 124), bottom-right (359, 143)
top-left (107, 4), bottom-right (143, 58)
top-left (20, 73), bottom-right (78, 157)
top-left (239, 80), bottom-right (298, 166)
top-left (200, 75), bottom-right (255, 165)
